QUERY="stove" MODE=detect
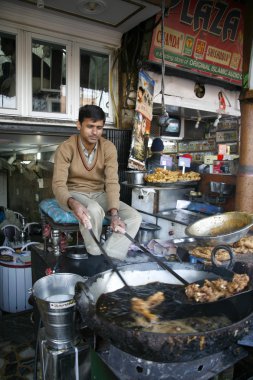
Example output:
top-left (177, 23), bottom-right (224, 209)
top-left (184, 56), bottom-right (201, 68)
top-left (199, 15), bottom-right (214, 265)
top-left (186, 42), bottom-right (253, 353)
top-left (94, 341), bottom-right (247, 380)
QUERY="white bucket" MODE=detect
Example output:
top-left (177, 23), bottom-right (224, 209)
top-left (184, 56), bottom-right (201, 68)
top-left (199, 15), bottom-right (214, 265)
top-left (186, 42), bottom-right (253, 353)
top-left (0, 261), bottom-right (32, 313)
top-left (33, 273), bottom-right (85, 349)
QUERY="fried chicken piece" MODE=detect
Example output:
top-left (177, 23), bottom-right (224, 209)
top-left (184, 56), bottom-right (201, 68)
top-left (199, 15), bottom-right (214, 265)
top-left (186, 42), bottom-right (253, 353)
top-left (226, 274), bottom-right (250, 294)
top-left (233, 236), bottom-right (253, 252)
top-left (185, 280), bottom-right (225, 303)
top-left (131, 291), bottom-right (165, 323)
top-left (185, 274), bottom-right (250, 303)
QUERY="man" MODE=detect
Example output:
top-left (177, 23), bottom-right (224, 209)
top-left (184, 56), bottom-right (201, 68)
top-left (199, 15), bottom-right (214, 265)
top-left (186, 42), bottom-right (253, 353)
top-left (145, 137), bottom-right (164, 172)
top-left (52, 104), bottom-right (142, 260)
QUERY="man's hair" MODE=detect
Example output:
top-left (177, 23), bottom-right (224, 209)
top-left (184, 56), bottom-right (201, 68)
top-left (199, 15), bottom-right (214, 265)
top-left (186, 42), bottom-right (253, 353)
top-left (78, 104), bottom-right (106, 124)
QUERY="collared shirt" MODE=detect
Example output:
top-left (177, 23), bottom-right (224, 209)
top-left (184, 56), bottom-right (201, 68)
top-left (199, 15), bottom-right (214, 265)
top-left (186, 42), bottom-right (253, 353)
top-left (81, 141), bottom-right (97, 165)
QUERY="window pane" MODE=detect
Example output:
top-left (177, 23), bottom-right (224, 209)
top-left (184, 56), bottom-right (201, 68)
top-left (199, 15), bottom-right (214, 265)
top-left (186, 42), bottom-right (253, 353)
top-left (32, 39), bottom-right (66, 113)
top-left (0, 33), bottom-right (16, 109)
top-left (80, 49), bottom-right (109, 116)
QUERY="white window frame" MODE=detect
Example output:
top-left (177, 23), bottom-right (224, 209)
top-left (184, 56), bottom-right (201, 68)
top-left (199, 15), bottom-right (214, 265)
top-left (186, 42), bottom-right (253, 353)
top-left (25, 32), bottom-right (72, 120)
top-left (0, 25), bottom-right (23, 116)
top-left (73, 42), bottom-right (116, 124)
top-left (0, 22), bottom-right (118, 124)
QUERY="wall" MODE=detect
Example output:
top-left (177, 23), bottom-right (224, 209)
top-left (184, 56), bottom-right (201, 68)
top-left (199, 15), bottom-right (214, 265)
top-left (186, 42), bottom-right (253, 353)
top-left (6, 129), bottom-right (133, 221)
top-left (7, 169), bottom-right (53, 222)
top-left (0, 172), bottom-right (7, 208)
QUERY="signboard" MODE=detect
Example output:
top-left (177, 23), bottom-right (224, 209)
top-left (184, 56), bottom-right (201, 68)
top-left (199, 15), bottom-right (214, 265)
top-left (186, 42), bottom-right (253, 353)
top-left (148, 0), bottom-right (244, 86)
top-left (128, 70), bottom-right (155, 169)
top-left (135, 70), bottom-right (155, 121)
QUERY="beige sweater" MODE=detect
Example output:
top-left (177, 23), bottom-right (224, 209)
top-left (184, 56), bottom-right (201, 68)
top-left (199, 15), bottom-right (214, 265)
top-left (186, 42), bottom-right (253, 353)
top-left (52, 135), bottom-right (120, 211)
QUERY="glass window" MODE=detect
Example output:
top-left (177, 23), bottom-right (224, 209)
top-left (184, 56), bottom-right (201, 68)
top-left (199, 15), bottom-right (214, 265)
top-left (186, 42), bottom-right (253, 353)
top-left (32, 39), bottom-right (66, 113)
top-left (80, 49), bottom-right (109, 117)
top-left (0, 33), bottom-right (16, 109)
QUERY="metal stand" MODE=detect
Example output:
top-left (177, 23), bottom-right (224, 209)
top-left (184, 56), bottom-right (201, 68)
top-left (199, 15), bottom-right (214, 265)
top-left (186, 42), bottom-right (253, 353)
top-left (39, 328), bottom-right (91, 380)
top-left (51, 229), bottom-right (61, 256)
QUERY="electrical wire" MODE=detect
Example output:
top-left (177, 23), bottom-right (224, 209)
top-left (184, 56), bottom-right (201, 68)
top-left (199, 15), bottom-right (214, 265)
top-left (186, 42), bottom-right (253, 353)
top-left (110, 49), bottom-right (120, 128)
top-left (161, 0), bottom-right (166, 114)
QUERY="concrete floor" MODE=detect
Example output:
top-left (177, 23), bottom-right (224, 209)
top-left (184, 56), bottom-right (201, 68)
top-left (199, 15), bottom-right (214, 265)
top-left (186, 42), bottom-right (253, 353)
top-left (0, 310), bottom-right (40, 380)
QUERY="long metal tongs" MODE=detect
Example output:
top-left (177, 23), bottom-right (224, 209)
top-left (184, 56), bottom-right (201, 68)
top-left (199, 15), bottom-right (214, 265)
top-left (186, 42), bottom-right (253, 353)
top-left (123, 231), bottom-right (189, 285)
top-left (87, 227), bottom-right (135, 295)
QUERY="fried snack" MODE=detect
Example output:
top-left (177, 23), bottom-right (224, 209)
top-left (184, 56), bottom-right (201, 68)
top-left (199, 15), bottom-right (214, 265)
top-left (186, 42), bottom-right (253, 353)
top-left (185, 274), bottom-right (250, 303)
top-left (233, 236), bottom-right (253, 253)
top-left (145, 168), bottom-right (200, 183)
top-left (190, 246), bottom-right (231, 262)
top-left (131, 291), bottom-right (165, 323)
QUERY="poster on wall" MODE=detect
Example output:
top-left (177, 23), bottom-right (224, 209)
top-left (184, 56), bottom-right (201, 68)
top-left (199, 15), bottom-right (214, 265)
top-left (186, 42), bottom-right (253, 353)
top-left (128, 70), bottom-right (155, 170)
top-left (148, 0), bottom-right (244, 86)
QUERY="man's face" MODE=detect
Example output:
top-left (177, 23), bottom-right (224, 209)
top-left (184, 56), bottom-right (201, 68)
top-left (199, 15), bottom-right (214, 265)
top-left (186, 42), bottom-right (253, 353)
top-left (77, 118), bottom-right (104, 147)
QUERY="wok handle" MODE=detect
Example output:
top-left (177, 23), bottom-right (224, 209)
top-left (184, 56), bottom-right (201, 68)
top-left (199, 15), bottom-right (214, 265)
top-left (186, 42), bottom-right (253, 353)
top-left (124, 232), bottom-right (189, 285)
top-left (211, 245), bottom-right (234, 270)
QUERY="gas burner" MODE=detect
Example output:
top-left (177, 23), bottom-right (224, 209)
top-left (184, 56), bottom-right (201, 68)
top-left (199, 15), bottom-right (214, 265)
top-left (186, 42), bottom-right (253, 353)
top-left (66, 252), bottom-right (88, 259)
top-left (97, 343), bottom-right (247, 380)
top-left (66, 245), bottom-right (89, 259)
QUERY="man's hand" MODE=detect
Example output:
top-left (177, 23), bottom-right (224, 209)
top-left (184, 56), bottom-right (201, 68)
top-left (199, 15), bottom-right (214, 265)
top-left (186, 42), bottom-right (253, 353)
top-left (67, 197), bottom-right (91, 229)
top-left (110, 215), bottom-right (126, 234)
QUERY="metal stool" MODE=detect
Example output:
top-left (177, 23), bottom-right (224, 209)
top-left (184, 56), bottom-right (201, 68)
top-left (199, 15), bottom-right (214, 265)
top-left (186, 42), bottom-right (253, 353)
top-left (39, 199), bottom-right (109, 256)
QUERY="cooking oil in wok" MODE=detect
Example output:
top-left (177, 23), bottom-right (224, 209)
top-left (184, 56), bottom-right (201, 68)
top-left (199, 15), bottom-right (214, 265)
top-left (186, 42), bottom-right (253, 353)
top-left (96, 282), bottom-right (232, 334)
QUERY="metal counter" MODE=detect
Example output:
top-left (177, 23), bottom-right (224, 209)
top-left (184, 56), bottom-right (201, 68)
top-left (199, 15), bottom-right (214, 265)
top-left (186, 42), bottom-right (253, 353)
top-left (155, 209), bottom-right (206, 226)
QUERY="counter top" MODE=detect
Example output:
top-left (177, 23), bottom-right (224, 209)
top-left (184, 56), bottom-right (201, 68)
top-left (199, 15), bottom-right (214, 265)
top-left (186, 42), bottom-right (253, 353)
top-left (200, 173), bottom-right (237, 184)
top-left (31, 245), bottom-right (153, 280)
top-left (154, 209), bottom-right (206, 226)
top-left (121, 181), bottom-right (198, 190)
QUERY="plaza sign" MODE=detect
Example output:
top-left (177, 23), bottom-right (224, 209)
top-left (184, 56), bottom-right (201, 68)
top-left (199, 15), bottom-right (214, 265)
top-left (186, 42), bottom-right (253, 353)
top-left (148, 0), bottom-right (244, 86)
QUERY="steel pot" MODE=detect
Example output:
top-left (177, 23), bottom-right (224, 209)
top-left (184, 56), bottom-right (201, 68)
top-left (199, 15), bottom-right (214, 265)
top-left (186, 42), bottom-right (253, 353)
top-left (136, 222), bottom-right (161, 245)
top-left (125, 171), bottom-right (147, 185)
top-left (185, 211), bottom-right (253, 246)
top-left (75, 262), bottom-right (253, 362)
top-left (210, 182), bottom-right (235, 195)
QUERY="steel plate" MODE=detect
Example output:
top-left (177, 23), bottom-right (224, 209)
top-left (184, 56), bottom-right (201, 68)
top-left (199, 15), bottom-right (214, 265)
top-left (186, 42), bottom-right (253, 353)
top-left (144, 180), bottom-right (199, 188)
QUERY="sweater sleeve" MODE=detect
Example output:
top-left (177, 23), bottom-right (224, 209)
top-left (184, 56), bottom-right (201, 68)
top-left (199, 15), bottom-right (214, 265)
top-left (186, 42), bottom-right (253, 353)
top-left (52, 141), bottom-right (73, 209)
top-left (104, 141), bottom-right (120, 211)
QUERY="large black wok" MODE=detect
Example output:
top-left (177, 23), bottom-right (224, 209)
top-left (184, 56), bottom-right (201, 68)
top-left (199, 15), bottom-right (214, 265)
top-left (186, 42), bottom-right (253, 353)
top-left (75, 262), bottom-right (253, 363)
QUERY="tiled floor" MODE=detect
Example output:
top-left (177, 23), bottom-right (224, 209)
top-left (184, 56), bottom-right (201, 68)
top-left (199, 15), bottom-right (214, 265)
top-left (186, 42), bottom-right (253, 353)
top-left (0, 309), bottom-right (40, 380)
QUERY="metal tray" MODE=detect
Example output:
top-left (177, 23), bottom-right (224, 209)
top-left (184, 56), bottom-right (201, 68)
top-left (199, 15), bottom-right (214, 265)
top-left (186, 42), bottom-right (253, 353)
top-left (144, 180), bottom-right (199, 188)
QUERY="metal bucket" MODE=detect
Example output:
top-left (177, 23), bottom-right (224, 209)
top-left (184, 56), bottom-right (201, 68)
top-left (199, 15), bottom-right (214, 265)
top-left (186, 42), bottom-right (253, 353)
top-left (33, 273), bottom-right (86, 349)
top-left (125, 170), bottom-right (147, 185)
top-left (136, 222), bottom-right (161, 245)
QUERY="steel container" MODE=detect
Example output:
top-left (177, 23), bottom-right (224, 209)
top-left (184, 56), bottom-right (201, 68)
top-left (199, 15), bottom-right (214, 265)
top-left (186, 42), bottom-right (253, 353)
top-left (210, 181), bottom-right (235, 195)
top-left (33, 273), bottom-right (86, 349)
top-left (125, 171), bottom-right (147, 185)
top-left (136, 222), bottom-right (161, 245)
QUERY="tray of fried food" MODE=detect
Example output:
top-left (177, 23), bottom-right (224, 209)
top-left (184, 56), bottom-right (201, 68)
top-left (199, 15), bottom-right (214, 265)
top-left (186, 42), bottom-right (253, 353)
top-left (232, 235), bottom-right (253, 254)
top-left (189, 246), bottom-right (232, 263)
top-left (145, 168), bottom-right (201, 186)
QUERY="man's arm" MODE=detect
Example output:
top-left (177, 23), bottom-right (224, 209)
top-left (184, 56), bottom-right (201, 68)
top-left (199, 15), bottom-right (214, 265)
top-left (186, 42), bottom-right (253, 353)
top-left (103, 141), bottom-right (121, 212)
top-left (67, 197), bottom-right (91, 227)
top-left (52, 144), bottom-right (73, 208)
